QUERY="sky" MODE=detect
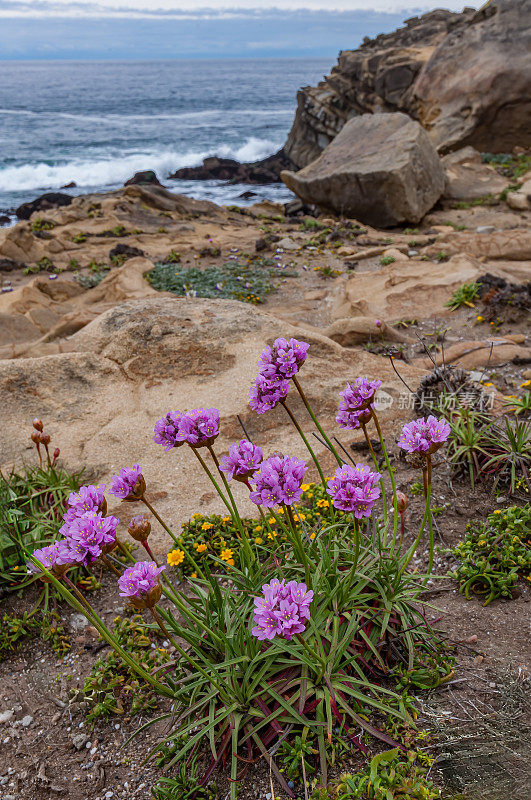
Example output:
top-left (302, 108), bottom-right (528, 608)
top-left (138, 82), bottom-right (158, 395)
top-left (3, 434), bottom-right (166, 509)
top-left (0, 1), bottom-right (480, 59)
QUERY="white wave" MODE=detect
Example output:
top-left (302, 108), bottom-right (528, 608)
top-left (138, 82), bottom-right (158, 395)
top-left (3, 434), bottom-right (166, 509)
top-left (0, 137), bottom-right (280, 193)
top-left (0, 107), bottom-right (291, 126)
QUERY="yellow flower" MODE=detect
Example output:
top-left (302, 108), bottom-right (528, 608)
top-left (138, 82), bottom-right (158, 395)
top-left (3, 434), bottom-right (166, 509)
top-left (301, 483), bottom-right (311, 492)
top-left (167, 549), bottom-right (185, 566)
top-left (297, 513), bottom-right (306, 521)
top-left (192, 513), bottom-right (202, 520)
top-left (483, 382), bottom-right (493, 387)
top-left (317, 499), bottom-right (330, 508)
top-left (255, 537), bottom-right (263, 545)
top-left (268, 517), bottom-right (276, 524)
top-left (254, 525), bottom-right (263, 532)
top-left (267, 531), bottom-right (278, 540)
top-left (195, 543), bottom-right (208, 553)
top-left (520, 380), bottom-right (531, 388)
top-left (220, 548), bottom-right (234, 565)
top-left (310, 532), bottom-right (316, 540)
top-left (493, 510), bottom-right (501, 514)
top-left (478, 540), bottom-right (486, 546)
top-left (277, 507), bottom-right (284, 514)
top-left (191, 572), bottom-right (197, 579)
top-left (222, 516), bottom-right (231, 523)
top-left (476, 315), bottom-right (484, 322)
top-left (201, 522), bottom-right (214, 531)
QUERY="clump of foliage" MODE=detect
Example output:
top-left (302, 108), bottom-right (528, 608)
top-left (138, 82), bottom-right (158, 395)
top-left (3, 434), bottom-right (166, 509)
top-left (380, 255), bottom-right (396, 266)
top-left (322, 749), bottom-right (441, 800)
top-left (482, 152), bottom-right (531, 180)
top-left (75, 268), bottom-right (109, 288)
top-left (72, 232), bottom-right (88, 243)
top-left (24, 256), bottom-right (59, 274)
top-left (151, 757), bottom-right (216, 800)
top-left (447, 505), bottom-right (530, 605)
top-left (0, 609), bottom-right (70, 660)
top-left (31, 217), bottom-right (55, 232)
top-left (146, 260), bottom-right (297, 304)
top-left (504, 391), bottom-right (531, 417)
top-left (82, 614), bottom-right (170, 723)
top-left (445, 281), bottom-right (480, 310)
top-left (300, 218), bottom-right (326, 231)
top-left (313, 265), bottom-right (343, 278)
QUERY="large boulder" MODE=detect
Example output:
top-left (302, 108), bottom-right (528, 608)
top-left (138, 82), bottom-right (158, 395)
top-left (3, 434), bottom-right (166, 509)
top-left (441, 147), bottom-right (510, 200)
top-left (281, 113), bottom-right (444, 226)
top-left (414, 0), bottom-right (531, 153)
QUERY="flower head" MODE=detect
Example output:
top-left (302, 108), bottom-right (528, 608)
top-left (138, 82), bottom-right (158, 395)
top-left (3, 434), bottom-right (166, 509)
top-left (336, 404), bottom-right (374, 431)
top-left (219, 439), bottom-right (263, 481)
top-left (153, 411), bottom-right (183, 451)
top-left (118, 560), bottom-right (165, 607)
top-left (249, 455), bottom-right (307, 508)
top-left (60, 511), bottom-right (119, 563)
top-left (128, 515), bottom-right (151, 542)
top-left (249, 373), bottom-right (289, 414)
top-left (326, 464), bottom-right (381, 518)
top-left (252, 579), bottom-right (313, 641)
top-left (167, 549), bottom-right (185, 566)
top-left (338, 378), bottom-right (382, 414)
top-left (397, 416), bottom-right (451, 455)
top-left (176, 408), bottom-right (220, 447)
top-left (258, 337), bottom-right (309, 380)
top-left (110, 464), bottom-right (145, 500)
top-left (63, 483), bottom-right (106, 523)
top-left (27, 541), bottom-right (72, 578)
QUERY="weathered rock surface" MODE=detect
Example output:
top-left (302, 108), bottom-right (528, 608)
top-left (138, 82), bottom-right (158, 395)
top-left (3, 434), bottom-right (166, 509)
top-left (169, 149), bottom-right (295, 185)
top-left (283, 1), bottom-right (530, 168)
top-left (324, 317), bottom-right (415, 347)
top-left (413, 0), bottom-right (531, 153)
top-left (416, 337), bottom-right (531, 370)
top-left (124, 170), bottom-right (162, 187)
top-left (281, 113), bottom-right (444, 226)
top-left (16, 192), bottom-right (74, 220)
top-left (442, 147), bottom-right (510, 200)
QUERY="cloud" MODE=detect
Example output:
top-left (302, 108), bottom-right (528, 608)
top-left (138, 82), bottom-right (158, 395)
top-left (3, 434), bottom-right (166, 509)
top-left (0, 0), bottom-right (479, 19)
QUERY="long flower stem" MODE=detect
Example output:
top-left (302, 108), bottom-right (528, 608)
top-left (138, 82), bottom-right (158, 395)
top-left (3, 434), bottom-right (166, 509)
top-left (141, 496), bottom-right (205, 581)
top-left (361, 421), bottom-right (388, 527)
top-left (293, 376), bottom-right (343, 467)
top-left (101, 555), bottom-right (122, 576)
top-left (296, 632), bottom-right (326, 671)
top-left (281, 400), bottom-right (327, 491)
top-left (351, 515), bottom-right (360, 575)
top-left (285, 504), bottom-right (310, 584)
top-left (424, 456), bottom-right (434, 581)
top-left (399, 480), bottom-right (432, 578)
top-left (371, 411), bottom-right (398, 551)
top-left (207, 445), bottom-right (254, 565)
top-left (191, 448), bottom-right (236, 519)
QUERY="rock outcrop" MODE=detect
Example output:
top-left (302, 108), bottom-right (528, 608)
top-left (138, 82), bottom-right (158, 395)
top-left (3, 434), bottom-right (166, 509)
top-left (124, 170), bottom-right (162, 187)
top-left (168, 149), bottom-right (295, 185)
top-left (441, 148), bottom-right (510, 201)
top-left (281, 113), bottom-right (444, 226)
top-left (16, 192), bottom-right (74, 220)
top-left (283, 1), bottom-right (530, 168)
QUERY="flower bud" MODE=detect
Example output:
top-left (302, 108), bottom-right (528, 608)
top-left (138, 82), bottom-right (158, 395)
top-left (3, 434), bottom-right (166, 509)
top-left (98, 497), bottom-right (108, 516)
top-left (124, 474), bottom-right (146, 502)
top-left (32, 418), bottom-right (43, 431)
top-left (31, 431), bottom-right (41, 444)
top-left (40, 433), bottom-right (51, 446)
top-left (129, 581), bottom-right (162, 610)
top-left (53, 447), bottom-right (60, 460)
top-left (395, 492), bottom-right (408, 513)
top-left (128, 515), bottom-right (151, 542)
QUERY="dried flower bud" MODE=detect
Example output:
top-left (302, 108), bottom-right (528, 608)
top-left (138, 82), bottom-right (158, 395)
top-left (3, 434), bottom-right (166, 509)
top-left (128, 515), bottom-right (151, 542)
top-left (98, 497), bottom-right (108, 516)
top-left (40, 433), bottom-right (51, 446)
top-left (395, 492), bottom-right (408, 513)
top-left (32, 418), bottom-right (43, 432)
top-left (31, 431), bottom-right (41, 444)
top-left (129, 581), bottom-right (163, 610)
top-left (53, 447), bottom-right (60, 460)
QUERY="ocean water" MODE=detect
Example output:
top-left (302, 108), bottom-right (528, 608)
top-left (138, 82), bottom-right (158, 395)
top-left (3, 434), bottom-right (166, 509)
top-left (0, 58), bottom-right (331, 215)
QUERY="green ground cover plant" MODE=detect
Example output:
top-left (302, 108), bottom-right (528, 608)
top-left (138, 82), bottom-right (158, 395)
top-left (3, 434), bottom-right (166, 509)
top-left (445, 282), bottom-right (480, 310)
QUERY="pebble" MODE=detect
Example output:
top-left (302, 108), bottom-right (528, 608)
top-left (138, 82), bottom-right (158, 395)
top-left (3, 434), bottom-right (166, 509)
top-left (476, 225), bottom-right (495, 234)
top-left (21, 715), bottom-right (33, 727)
top-left (408, 250), bottom-right (419, 256)
top-left (105, 792), bottom-right (114, 798)
top-left (0, 710), bottom-right (14, 725)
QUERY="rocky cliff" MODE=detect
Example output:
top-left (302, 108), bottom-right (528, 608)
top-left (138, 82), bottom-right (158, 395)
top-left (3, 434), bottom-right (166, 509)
top-left (284, 1), bottom-right (530, 168)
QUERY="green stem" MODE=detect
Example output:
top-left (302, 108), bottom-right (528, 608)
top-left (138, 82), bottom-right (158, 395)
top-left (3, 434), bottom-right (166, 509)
top-left (351, 515), bottom-right (360, 575)
top-left (424, 456), bottom-right (434, 583)
top-left (399, 479), bottom-right (432, 578)
top-left (372, 411), bottom-right (398, 550)
top-left (285, 503), bottom-right (310, 584)
top-left (296, 632), bottom-right (326, 671)
top-left (361, 421), bottom-right (388, 528)
top-left (141, 497), bottom-right (179, 546)
top-left (281, 399), bottom-right (328, 493)
top-left (191, 447), bottom-right (236, 519)
top-left (293, 376), bottom-right (343, 467)
top-left (207, 445), bottom-right (254, 565)
top-left (141, 495), bottom-right (206, 582)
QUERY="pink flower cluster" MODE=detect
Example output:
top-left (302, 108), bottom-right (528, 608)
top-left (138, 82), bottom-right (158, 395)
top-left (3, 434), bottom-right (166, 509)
top-left (153, 408), bottom-right (220, 449)
top-left (219, 439), bottom-right (263, 481)
top-left (326, 464), bottom-right (381, 518)
top-left (252, 579), bottom-right (313, 641)
top-left (28, 482), bottom-right (119, 575)
top-left (249, 454), bottom-right (307, 508)
top-left (397, 416), bottom-right (451, 455)
top-left (118, 560), bottom-right (165, 598)
top-left (110, 464), bottom-right (144, 499)
top-left (249, 337), bottom-right (309, 414)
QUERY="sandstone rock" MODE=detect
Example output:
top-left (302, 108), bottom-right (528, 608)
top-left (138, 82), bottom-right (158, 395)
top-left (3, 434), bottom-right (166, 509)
top-left (332, 254), bottom-right (482, 320)
top-left (424, 229), bottom-right (531, 261)
top-left (284, 8), bottom-right (470, 168)
top-left (281, 113), bottom-right (444, 227)
top-left (0, 296), bottom-right (423, 550)
top-left (324, 317), bottom-right (415, 346)
top-left (124, 170), bottom-right (161, 187)
top-left (505, 178), bottom-right (531, 211)
top-left (382, 248), bottom-right (409, 261)
top-left (442, 147), bottom-right (510, 200)
top-left (15, 192), bottom-right (73, 220)
top-left (414, 0), bottom-right (531, 153)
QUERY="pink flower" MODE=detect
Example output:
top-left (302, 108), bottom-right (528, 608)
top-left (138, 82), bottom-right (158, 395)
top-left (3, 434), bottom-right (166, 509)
top-left (338, 378), bottom-right (382, 414)
top-left (110, 465), bottom-right (144, 500)
top-left (219, 439), bottom-right (263, 481)
top-left (397, 416), bottom-right (451, 455)
top-left (176, 408), bottom-right (220, 447)
top-left (326, 464), bottom-right (381, 518)
top-left (63, 483), bottom-right (106, 523)
top-left (252, 579), bottom-right (313, 641)
top-left (118, 561), bottom-right (165, 598)
top-left (249, 455), bottom-right (307, 508)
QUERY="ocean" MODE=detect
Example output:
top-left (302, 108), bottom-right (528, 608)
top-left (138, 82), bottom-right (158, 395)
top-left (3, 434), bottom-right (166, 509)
top-left (0, 58), bottom-right (332, 217)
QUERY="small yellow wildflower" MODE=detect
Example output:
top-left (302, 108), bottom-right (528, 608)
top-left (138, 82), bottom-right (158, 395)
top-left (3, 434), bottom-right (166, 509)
top-left (167, 549), bottom-right (185, 566)
top-left (297, 513), bottom-right (306, 521)
top-left (478, 540), bottom-right (486, 546)
top-left (301, 483), bottom-right (311, 492)
top-left (222, 516), bottom-right (231, 523)
top-left (267, 531), bottom-right (278, 540)
top-left (310, 532), bottom-right (316, 540)
top-left (520, 380), bottom-right (531, 388)
top-left (195, 543), bottom-right (208, 553)
top-left (476, 315), bottom-right (484, 322)
top-left (254, 525), bottom-right (263, 532)
top-left (483, 382), bottom-right (493, 387)
top-left (191, 572), bottom-right (197, 579)
top-left (268, 517), bottom-right (276, 524)
top-left (220, 548), bottom-right (234, 565)
top-left (192, 513), bottom-right (202, 520)
top-left (277, 507), bottom-right (284, 514)
top-left (317, 499), bottom-right (330, 508)
top-left (493, 510), bottom-right (502, 514)
top-left (201, 522), bottom-right (214, 531)
top-left (255, 537), bottom-right (263, 545)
